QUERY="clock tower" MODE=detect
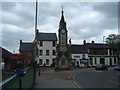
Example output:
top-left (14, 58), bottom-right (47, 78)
top-left (55, 7), bottom-right (71, 70)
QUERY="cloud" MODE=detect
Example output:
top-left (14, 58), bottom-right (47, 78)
top-left (92, 2), bottom-right (118, 18)
top-left (1, 2), bottom-right (118, 53)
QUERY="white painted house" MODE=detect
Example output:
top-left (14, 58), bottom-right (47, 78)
top-left (36, 31), bottom-right (57, 66)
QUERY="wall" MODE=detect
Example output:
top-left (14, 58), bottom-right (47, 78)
top-left (38, 41), bottom-right (56, 66)
top-left (89, 55), bottom-right (118, 66)
top-left (1, 67), bottom-right (35, 89)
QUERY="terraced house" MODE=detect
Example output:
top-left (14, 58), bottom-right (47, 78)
top-left (19, 30), bottom-right (57, 67)
top-left (36, 30), bottom-right (57, 67)
top-left (71, 40), bottom-right (118, 67)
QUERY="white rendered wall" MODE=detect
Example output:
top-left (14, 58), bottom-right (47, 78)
top-left (38, 41), bottom-right (56, 66)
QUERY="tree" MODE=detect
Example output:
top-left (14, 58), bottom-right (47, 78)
top-left (106, 34), bottom-right (120, 47)
top-left (106, 34), bottom-right (120, 65)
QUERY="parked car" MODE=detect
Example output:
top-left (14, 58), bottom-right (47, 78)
top-left (95, 64), bottom-right (108, 70)
top-left (114, 65), bottom-right (120, 71)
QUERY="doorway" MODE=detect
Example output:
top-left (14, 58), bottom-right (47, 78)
top-left (100, 58), bottom-right (105, 64)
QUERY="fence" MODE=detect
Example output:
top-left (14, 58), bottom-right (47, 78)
top-left (0, 66), bottom-right (35, 89)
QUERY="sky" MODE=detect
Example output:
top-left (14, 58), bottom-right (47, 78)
top-left (1, 1), bottom-right (119, 53)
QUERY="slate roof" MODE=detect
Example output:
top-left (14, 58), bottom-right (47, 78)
top-left (19, 43), bottom-right (33, 51)
top-left (71, 45), bottom-right (88, 54)
top-left (36, 33), bottom-right (57, 41)
top-left (71, 43), bottom-right (110, 54)
top-left (0, 46), bottom-right (12, 58)
top-left (85, 43), bottom-right (110, 49)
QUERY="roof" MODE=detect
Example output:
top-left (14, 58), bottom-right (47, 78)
top-left (19, 43), bottom-right (33, 51)
top-left (36, 33), bottom-right (57, 41)
top-left (0, 46), bottom-right (12, 58)
top-left (85, 43), bottom-right (110, 49)
top-left (71, 45), bottom-right (88, 54)
top-left (71, 43), bottom-right (110, 54)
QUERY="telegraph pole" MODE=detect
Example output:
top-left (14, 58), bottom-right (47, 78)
top-left (34, 0), bottom-right (38, 61)
top-left (33, 0), bottom-right (38, 84)
top-left (35, 0), bottom-right (38, 38)
top-left (103, 36), bottom-right (105, 64)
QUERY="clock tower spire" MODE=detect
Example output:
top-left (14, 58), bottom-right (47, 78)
top-left (60, 6), bottom-right (66, 25)
top-left (55, 6), bottom-right (71, 70)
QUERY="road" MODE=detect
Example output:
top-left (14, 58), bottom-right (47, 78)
top-left (73, 67), bottom-right (120, 89)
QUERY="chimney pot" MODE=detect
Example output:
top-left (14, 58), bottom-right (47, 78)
top-left (92, 40), bottom-right (94, 44)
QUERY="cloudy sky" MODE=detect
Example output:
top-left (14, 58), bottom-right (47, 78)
top-left (1, 1), bottom-right (118, 53)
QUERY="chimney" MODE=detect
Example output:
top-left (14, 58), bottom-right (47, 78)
top-left (20, 40), bottom-right (22, 44)
top-left (83, 40), bottom-right (86, 45)
top-left (36, 29), bottom-right (39, 35)
top-left (92, 40), bottom-right (94, 44)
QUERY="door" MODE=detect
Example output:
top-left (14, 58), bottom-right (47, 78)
top-left (110, 58), bottom-right (112, 66)
top-left (100, 58), bottom-right (105, 64)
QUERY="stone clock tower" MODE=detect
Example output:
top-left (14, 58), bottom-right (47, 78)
top-left (55, 7), bottom-right (71, 70)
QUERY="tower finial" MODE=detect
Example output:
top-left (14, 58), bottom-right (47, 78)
top-left (61, 6), bottom-right (63, 11)
top-left (61, 6), bottom-right (63, 15)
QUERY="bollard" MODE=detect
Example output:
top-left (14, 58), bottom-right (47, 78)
top-left (39, 69), bottom-right (40, 77)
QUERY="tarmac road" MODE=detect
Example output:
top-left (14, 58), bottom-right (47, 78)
top-left (73, 67), bottom-right (120, 88)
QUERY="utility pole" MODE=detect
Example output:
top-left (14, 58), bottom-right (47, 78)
top-left (103, 36), bottom-right (105, 64)
top-left (35, 0), bottom-right (38, 38)
top-left (33, 0), bottom-right (38, 84)
top-left (34, 0), bottom-right (38, 62)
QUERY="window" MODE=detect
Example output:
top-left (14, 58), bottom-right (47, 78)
top-left (93, 49), bottom-right (97, 55)
top-left (90, 58), bottom-right (93, 65)
top-left (53, 41), bottom-right (56, 47)
top-left (52, 59), bottom-right (55, 63)
top-left (114, 58), bottom-right (116, 64)
top-left (62, 60), bottom-right (65, 66)
top-left (40, 41), bottom-right (43, 46)
top-left (100, 49), bottom-right (104, 55)
top-left (52, 50), bottom-right (56, 55)
top-left (46, 59), bottom-right (49, 65)
top-left (95, 58), bottom-right (97, 64)
top-left (39, 50), bottom-right (42, 55)
top-left (46, 50), bottom-right (49, 55)
top-left (89, 49), bottom-right (94, 55)
top-left (39, 59), bottom-right (42, 65)
top-left (82, 54), bottom-right (85, 59)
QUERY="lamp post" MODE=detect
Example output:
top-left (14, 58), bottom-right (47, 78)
top-left (103, 36), bottom-right (106, 64)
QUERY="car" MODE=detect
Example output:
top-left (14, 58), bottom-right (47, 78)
top-left (114, 65), bottom-right (120, 71)
top-left (95, 64), bottom-right (108, 70)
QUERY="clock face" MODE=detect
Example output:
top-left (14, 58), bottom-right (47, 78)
top-left (61, 29), bottom-right (65, 34)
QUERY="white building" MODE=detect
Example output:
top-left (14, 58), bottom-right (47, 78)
top-left (36, 31), bottom-right (57, 66)
top-left (71, 45), bottom-right (89, 67)
top-left (70, 40), bottom-right (118, 67)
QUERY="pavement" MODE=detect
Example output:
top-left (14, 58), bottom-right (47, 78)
top-left (34, 76), bottom-right (76, 88)
top-left (33, 67), bottom-right (77, 88)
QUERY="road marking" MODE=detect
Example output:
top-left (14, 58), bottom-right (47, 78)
top-left (72, 73), bottom-right (84, 89)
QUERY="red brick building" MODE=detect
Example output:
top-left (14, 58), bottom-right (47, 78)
top-left (19, 40), bottom-right (34, 68)
top-left (0, 46), bottom-right (13, 70)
